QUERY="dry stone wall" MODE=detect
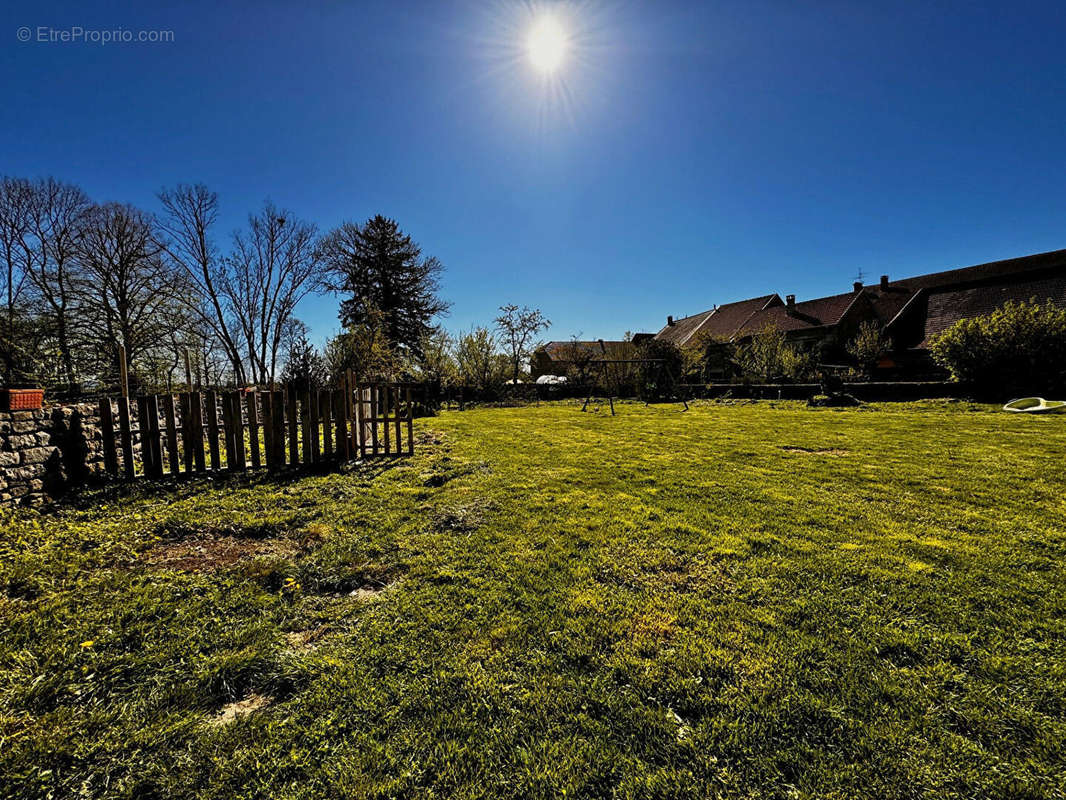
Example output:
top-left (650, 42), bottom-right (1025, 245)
top-left (0, 403), bottom-right (111, 508)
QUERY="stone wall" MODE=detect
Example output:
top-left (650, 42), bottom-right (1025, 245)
top-left (0, 403), bottom-right (109, 508)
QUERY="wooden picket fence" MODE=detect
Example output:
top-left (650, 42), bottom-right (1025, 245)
top-left (97, 382), bottom-right (415, 480)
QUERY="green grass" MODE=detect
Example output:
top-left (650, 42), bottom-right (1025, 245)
top-left (2, 399), bottom-right (1065, 799)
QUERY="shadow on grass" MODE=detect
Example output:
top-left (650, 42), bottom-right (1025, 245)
top-left (51, 458), bottom-right (408, 512)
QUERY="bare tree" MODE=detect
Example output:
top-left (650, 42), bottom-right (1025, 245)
top-left (157, 184), bottom-right (247, 385)
top-left (222, 202), bottom-right (321, 385)
top-left (494, 304), bottom-right (550, 384)
top-left (75, 203), bottom-right (185, 389)
top-left (22, 178), bottom-right (92, 391)
top-left (0, 177), bottom-right (34, 384)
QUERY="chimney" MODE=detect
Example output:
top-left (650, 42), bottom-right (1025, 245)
top-left (853, 281), bottom-right (863, 292)
top-left (667, 315), bottom-right (675, 326)
top-left (786, 294), bottom-right (796, 308)
top-left (880, 274), bottom-right (889, 290)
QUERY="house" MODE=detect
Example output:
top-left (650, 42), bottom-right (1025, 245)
top-left (530, 340), bottom-right (634, 379)
top-left (652, 248), bottom-right (1066, 378)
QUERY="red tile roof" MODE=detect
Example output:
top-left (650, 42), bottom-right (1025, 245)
top-left (919, 272), bottom-right (1066, 347)
top-left (539, 340), bottom-right (634, 360)
top-left (654, 294), bottom-right (781, 345)
top-left (735, 291), bottom-right (862, 336)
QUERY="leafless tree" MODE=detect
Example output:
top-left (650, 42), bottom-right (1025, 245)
top-left (222, 202), bottom-right (321, 385)
top-left (0, 177), bottom-right (34, 383)
top-left (494, 304), bottom-right (550, 384)
top-left (74, 203), bottom-right (186, 390)
top-left (22, 178), bottom-right (92, 391)
top-left (157, 184), bottom-right (248, 385)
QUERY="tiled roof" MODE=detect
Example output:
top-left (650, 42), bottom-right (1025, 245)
top-left (919, 272), bottom-right (1066, 347)
top-left (888, 248), bottom-right (1066, 293)
top-left (539, 340), bottom-right (634, 360)
top-left (653, 309), bottom-right (716, 346)
top-left (654, 294), bottom-right (781, 346)
top-left (735, 291), bottom-right (861, 336)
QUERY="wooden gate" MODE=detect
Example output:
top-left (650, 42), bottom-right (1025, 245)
top-left (96, 382), bottom-right (415, 480)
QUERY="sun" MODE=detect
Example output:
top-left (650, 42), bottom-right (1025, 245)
top-left (527, 14), bottom-right (568, 74)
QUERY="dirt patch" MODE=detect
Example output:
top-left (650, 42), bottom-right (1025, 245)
top-left (430, 502), bottom-right (492, 534)
top-left (780, 446), bottom-right (849, 456)
top-left (284, 627), bottom-right (328, 651)
top-left (144, 537), bottom-right (298, 572)
top-left (415, 429), bottom-right (448, 447)
top-left (208, 693), bottom-right (272, 725)
top-left (344, 579), bottom-right (400, 601)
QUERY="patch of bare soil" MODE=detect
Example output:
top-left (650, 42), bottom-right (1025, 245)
top-left (415, 429), bottom-right (448, 446)
top-left (284, 626), bottom-right (328, 651)
top-left (143, 537), bottom-right (298, 572)
top-left (208, 693), bottom-right (272, 725)
top-left (780, 446), bottom-right (849, 456)
top-left (429, 502), bottom-right (493, 534)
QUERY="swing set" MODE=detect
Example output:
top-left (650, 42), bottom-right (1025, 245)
top-left (579, 341), bottom-right (689, 416)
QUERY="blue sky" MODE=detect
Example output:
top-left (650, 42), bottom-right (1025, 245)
top-left (2, 0), bottom-right (1064, 345)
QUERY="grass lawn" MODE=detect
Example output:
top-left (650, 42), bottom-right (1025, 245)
top-left (2, 400), bottom-right (1065, 799)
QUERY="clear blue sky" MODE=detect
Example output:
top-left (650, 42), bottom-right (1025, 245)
top-left (2, 0), bottom-right (1064, 345)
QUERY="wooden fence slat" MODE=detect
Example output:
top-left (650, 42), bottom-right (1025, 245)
top-left (191, 392), bottom-right (206, 473)
top-left (406, 387), bottom-right (414, 455)
top-left (309, 390), bottom-right (321, 464)
top-left (231, 392), bottom-right (246, 471)
top-left (248, 391), bottom-right (261, 469)
top-left (273, 390), bottom-right (285, 467)
top-left (382, 385), bottom-right (391, 454)
top-left (146, 395), bottom-right (164, 479)
top-left (394, 386), bottom-right (402, 456)
top-left (205, 390), bottom-right (221, 471)
top-left (135, 396), bottom-right (150, 478)
top-left (320, 389), bottom-right (332, 459)
top-left (301, 389), bottom-right (313, 465)
top-left (179, 393), bottom-right (194, 474)
top-left (353, 384), bottom-right (364, 457)
top-left (333, 389), bottom-right (348, 462)
top-left (163, 394), bottom-right (180, 477)
top-left (220, 392), bottom-right (234, 469)
top-left (287, 387), bottom-right (300, 465)
top-left (370, 386), bottom-right (379, 456)
top-left (118, 397), bottom-right (134, 479)
top-left (99, 398), bottom-right (118, 476)
top-left (261, 392), bottom-right (274, 469)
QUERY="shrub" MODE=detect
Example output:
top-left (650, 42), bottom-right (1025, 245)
top-left (846, 321), bottom-right (890, 378)
top-left (636, 339), bottom-right (684, 400)
top-left (930, 299), bottom-right (1066, 396)
top-left (733, 326), bottom-right (816, 382)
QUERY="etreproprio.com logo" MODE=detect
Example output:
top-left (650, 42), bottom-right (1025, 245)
top-left (17, 26), bottom-right (175, 44)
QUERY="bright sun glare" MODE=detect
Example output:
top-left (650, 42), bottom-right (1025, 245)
top-left (527, 15), bottom-right (567, 73)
